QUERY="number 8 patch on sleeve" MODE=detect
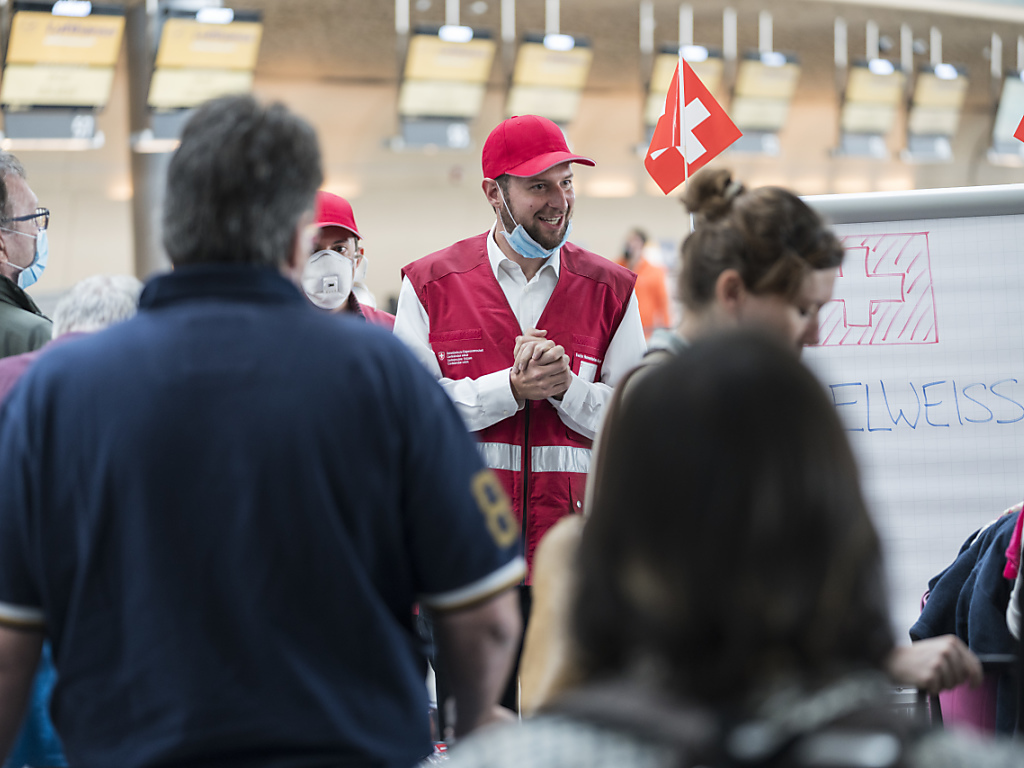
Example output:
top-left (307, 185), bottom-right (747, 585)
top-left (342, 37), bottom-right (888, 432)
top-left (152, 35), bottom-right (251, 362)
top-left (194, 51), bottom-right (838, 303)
top-left (471, 470), bottom-right (517, 548)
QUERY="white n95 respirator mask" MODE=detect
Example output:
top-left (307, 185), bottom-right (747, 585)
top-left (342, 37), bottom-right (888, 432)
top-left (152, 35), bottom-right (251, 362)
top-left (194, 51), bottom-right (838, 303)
top-left (302, 250), bottom-right (355, 310)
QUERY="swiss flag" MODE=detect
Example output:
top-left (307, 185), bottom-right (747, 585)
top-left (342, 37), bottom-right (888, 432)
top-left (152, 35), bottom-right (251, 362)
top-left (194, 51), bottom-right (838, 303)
top-left (644, 58), bottom-right (742, 195)
top-left (1015, 113), bottom-right (1024, 144)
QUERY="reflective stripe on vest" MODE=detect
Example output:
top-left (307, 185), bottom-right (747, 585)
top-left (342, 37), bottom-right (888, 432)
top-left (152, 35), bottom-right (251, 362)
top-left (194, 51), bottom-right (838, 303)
top-left (478, 442), bottom-right (522, 472)
top-left (531, 445), bottom-right (591, 474)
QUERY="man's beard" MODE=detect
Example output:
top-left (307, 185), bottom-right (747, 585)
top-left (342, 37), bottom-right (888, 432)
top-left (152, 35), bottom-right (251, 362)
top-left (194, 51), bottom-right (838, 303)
top-left (499, 205), bottom-right (570, 251)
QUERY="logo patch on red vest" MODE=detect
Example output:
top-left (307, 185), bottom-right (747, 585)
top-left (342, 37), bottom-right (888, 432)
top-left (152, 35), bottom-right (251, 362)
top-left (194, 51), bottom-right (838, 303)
top-left (437, 348), bottom-right (485, 367)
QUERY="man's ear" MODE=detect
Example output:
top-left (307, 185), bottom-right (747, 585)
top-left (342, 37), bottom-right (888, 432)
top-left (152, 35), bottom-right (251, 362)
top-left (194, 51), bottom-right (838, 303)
top-left (482, 178), bottom-right (503, 215)
top-left (713, 269), bottom-right (746, 318)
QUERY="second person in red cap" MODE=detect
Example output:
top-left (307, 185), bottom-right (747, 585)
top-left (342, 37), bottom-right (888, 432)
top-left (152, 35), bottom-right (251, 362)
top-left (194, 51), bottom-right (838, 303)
top-left (301, 191), bottom-right (394, 329)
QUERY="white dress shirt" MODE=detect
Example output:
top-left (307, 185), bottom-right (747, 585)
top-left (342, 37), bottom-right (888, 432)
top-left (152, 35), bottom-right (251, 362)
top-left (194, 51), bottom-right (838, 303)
top-left (394, 224), bottom-right (646, 440)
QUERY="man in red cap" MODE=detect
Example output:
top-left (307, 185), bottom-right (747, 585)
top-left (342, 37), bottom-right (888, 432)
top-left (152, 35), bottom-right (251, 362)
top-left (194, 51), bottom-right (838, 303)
top-left (302, 191), bottom-right (394, 329)
top-left (395, 114), bottom-right (645, 715)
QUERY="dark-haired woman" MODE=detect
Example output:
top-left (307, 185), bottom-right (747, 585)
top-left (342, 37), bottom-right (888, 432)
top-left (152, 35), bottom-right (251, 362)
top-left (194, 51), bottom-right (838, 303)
top-left (442, 332), bottom-right (1021, 768)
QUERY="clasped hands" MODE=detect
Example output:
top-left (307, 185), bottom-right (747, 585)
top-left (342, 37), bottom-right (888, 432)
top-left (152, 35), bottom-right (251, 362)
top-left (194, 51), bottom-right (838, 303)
top-left (509, 328), bottom-right (572, 402)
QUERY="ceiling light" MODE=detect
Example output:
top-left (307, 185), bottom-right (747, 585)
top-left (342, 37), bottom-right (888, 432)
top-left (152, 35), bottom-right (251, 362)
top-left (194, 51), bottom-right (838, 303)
top-left (2, 132), bottom-right (105, 151)
top-left (438, 25), bottom-right (473, 43)
top-left (51, 1), bottom-right (91, 17)
top-left (543, 33), bottom-right (575, 52)
top-left (681, 45), bottom-right (709, 63)
top-left (868, 58), bottom-right (895, 76)
top-left (195, 7), bottom-right (234, 25)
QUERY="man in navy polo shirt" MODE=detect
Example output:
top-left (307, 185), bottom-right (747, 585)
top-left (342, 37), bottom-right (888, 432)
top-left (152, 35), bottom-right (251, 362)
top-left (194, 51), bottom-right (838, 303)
top-left (0, 96), bottom-right (523, 768)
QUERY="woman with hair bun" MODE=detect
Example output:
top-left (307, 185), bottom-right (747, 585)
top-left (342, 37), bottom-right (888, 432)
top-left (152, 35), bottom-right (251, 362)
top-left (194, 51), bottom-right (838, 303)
top-left (654, 168), bottom-right (843, 357)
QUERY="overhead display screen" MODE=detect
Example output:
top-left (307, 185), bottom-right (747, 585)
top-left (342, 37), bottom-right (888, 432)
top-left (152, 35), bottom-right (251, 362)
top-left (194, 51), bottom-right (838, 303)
top-left (1, 4), bottom-right (125, 108)
top-left (148, 12), bottom-right (262, 110)
top-left (155, 17), bottom-right (262, 71)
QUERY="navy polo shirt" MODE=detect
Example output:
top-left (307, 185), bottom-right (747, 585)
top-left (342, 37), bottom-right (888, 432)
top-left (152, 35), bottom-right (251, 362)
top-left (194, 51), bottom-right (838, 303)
top-left (0, 265), bottom-right (523, 768)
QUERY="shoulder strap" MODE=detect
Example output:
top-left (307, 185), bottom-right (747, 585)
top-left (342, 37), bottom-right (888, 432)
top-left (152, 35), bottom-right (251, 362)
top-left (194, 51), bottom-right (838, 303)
top-left (548, 677), bottom-right (923, 768)
top-left (548, 681), bottom-right (723, 767)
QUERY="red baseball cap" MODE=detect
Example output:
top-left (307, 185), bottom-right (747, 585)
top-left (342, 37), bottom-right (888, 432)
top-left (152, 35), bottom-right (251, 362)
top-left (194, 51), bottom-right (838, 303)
top-left (314, 191), bottom-right (361, 240)
top-left (481, 115), bottom-right (595, 179)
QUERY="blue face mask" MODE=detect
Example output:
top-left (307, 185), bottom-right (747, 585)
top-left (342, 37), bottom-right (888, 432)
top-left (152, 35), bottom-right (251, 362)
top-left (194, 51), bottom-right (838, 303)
top-left (2, 227), bottom-right (48, 290)
top-left (494, 183), bottom-right (571, 260)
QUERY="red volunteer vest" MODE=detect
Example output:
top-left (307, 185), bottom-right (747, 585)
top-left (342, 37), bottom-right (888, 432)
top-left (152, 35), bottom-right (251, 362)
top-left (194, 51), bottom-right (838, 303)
top-left (360, 303), bottom-right (396, 330)
top-left (402, 233), bottom-right (636, 577)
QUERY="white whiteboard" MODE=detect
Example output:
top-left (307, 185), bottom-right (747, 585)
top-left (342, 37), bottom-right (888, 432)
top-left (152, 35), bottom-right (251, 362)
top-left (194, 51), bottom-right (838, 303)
top-left (803, 184), bottom-right (1024, 638)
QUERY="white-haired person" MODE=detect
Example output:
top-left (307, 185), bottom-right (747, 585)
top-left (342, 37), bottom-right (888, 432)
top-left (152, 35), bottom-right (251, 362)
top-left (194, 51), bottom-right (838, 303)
top-left (0, 273), bottom-right (142, 402)
top-left (0, 273), bottom-right (142, 768)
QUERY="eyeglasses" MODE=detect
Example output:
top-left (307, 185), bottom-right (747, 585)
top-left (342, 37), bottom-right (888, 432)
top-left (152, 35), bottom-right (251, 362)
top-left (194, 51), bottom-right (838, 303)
top-left (2, 208), bottom-right (49, 231)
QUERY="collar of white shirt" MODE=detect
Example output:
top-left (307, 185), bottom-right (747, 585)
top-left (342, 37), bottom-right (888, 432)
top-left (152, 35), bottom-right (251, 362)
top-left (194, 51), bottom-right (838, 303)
top-left (486, 221), bottom-right (561, 284)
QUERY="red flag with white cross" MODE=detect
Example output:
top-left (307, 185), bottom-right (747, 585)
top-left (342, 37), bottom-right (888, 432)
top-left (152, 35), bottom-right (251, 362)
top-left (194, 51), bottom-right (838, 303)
top-left (644, 56), bottom-right (742, 195)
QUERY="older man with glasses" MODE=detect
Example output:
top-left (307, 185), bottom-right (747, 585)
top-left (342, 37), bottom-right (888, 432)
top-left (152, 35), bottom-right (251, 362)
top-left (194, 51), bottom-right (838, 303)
top-left (0, 152), bottom-right (51, 359)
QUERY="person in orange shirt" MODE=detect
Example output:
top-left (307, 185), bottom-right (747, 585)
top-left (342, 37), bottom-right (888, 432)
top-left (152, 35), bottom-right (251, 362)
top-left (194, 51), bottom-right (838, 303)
top-left (617, 228), bottom-right (670, 338)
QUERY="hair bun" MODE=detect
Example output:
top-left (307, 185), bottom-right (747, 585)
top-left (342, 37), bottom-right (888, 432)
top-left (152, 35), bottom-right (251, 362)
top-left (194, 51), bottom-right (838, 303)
top-left (683, 168), bottom-right (745, 222)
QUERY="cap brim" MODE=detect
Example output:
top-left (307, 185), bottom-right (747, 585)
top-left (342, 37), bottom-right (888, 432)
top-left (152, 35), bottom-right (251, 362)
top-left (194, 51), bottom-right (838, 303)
top-left (316, 222), bottom-right (361, 240)
top-left (505, 151), bottom-right (596, 178)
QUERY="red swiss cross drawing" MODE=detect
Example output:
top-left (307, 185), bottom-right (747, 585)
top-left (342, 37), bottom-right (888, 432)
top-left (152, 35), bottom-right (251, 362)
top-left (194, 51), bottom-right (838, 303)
top-left (644, 58), bottom-right (742, 195)
top-left (818, 233), bottom-right (938, 346)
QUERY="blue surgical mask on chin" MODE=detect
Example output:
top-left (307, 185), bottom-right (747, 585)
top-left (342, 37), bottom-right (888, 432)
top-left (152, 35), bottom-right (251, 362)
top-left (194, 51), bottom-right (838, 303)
top-left (494, 184), bottom-right (571, 260)
top-left (2, 227), bottom-right (48, 290)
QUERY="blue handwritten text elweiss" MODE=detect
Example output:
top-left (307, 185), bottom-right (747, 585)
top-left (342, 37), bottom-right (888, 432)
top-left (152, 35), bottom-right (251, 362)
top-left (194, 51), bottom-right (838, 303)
top-left (827, 378), bottom-right (1024, 431)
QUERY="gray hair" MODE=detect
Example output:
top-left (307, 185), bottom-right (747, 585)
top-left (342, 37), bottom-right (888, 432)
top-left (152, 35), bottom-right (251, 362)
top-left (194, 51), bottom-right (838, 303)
top-left (0, 151), bottom-right (26, 220)
top-left (52, 274), bottom-right (143, 337)
top-left (162, 95), bottom-right (323, 268)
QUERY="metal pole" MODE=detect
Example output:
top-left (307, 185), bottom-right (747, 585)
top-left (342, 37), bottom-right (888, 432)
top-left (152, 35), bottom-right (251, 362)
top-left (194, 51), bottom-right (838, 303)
top-left (866, 20), bottom-right (879, 61)
top-left (901, 24), bottom-right (913, 95)
top-left (834, 18), bottom-right (847, 69)
top-left (723, 7), bottom-right (737, 81)
top-left (834, 17), bottom-right (847, 96)
top-left (545, 0), bottom-right (558, 36)
top-left (758, 11), bottom-right (772, 55)
top-left (126, 2), bottom-right (171, 279)
top-left (395, 0), bottom-right (409, 35)
top-left (679, 4), bottom-right (692, 48)
top-left (639, 1), bottom-right (653, 54)
top-left (500, 0), bottom-right (515, 73)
